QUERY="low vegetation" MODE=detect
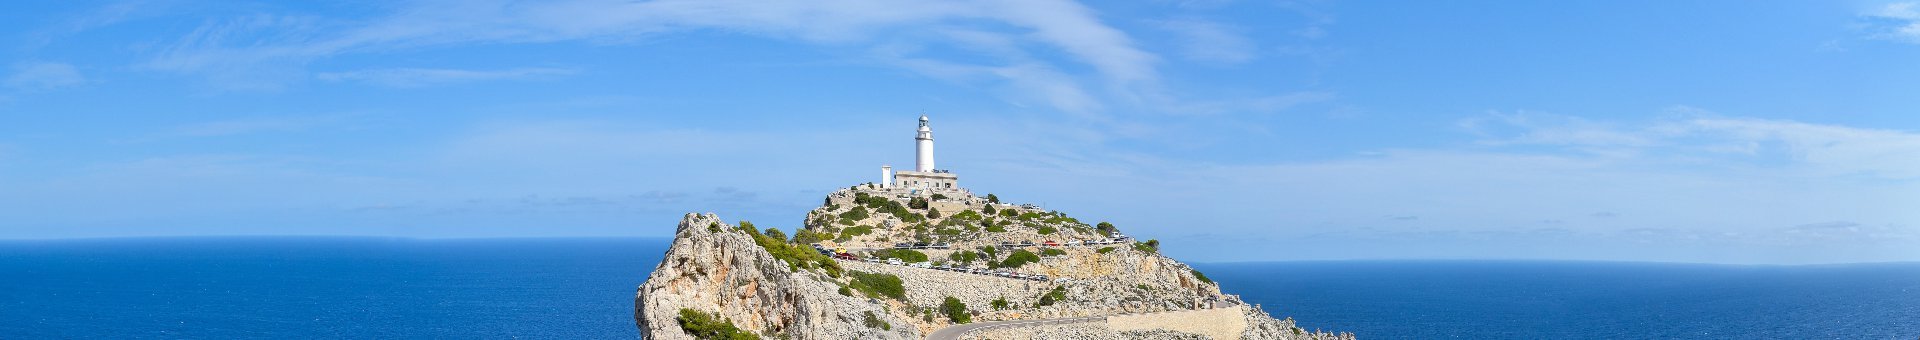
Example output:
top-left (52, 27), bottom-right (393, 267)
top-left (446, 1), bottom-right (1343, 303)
top-left (991, 297), bottom-right (1010, 310)
top-left (862, 311), bottom-right (891, 331)
top-left (1096, 247), bottom-right (1115, 254)
top-left (941, 296), bottom-right (971, 324)
top-left (839, 207), bottom-right (871, 221)
top-left (1040, 248), bottom-right (1066, 256)
top-left (676, 308), bottom-right (759, 340)
top-left (872, 249), bottom-right (929, 263)
top-left (947, 250), bottom-right (980, 264)
top-left (736, 221), bottom-right (841, 277)
top-left (996, 249), bottom-right (1041, 268)
top-left (846, 271), bottom-right (907, 300)
top-left (1134, 239), bottom-right (1160, 253)
top-left (1034, 286), bottom-right (1067, 307)
top-left (1191, 269), bottom-right (1213, 284)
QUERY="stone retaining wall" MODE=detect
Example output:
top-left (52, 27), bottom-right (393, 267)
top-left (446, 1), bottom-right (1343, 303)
top-left (1106, 306), bottom-right (1248, 340)
top-left (841, 260), bottom-right (1051, 314)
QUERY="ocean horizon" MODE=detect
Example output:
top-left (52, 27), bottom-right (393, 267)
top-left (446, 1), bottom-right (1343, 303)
top-left (2, 236), bottom-right (1914, 339)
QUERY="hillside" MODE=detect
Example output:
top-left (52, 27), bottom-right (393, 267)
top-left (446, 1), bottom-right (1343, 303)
top-left (637, 185), bottom-right (1354, 339)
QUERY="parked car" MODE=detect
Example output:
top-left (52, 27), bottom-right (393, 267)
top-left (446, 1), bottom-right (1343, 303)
top-left (886, 258), bottom-right (903, 266)
top-left (894, 243), bottom-right (913, 249)
top-left (1043, 240), bottom-right (1060, 247)
top-left (1033, 275), bottom-right (1050, 281)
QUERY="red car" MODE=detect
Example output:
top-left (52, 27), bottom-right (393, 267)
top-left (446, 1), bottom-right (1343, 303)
top-left (1043, 240), bottom-right (1060, 247)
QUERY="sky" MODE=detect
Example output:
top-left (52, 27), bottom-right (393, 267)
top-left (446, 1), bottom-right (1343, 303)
top-left (1, 0), bottom-right (1916, 264)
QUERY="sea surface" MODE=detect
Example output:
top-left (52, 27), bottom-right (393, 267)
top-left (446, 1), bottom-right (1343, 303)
top-left (2, 237), bottom-right (1915, 339)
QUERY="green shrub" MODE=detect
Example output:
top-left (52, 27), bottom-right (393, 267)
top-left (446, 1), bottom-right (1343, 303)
top-left (991, 297), bottom-right (1010, 310)
top-left (888, 205), bottom-right (924, 223)
top-left (931, 193), bottom-right (948, 200)
top-left (909, 197), bottom-right (929, 209)
top-left (948, 250), bottom-right (979, 264)
top-left (1041, 248), bottom-right (1065, 256)
top-left (745, 224), bottom-right (837, 275)
top-left (1096, 222), bottom-right (1116, 236)
top-left (986, 194), bottom-right (999, 203)
top-left (1191, 269), bottom-right (1213, 284)
top-left (676, 308), bottom-right (759, 340)
top-left (707, 222), bottom-right (722, 233)
top-left (839, 207), bottom-right (871, 221)
top-left (847, 271), bottom-right (907, 300)
top-left (997, 249), bottom-right (1041, 268)
top-left (985, 223), bottom-right (1007, 233)
top-left (838, 286), bottom-right (852, 296)
top-left (1134, 239), bottom-right (1159, 253)
top-left (1036, 226), bottom-right (1056, 235)
top-left (842, 225), bottom-right (874, 237)
top-left (1096, 247), bottom-right (1115, 254)
top-left (981, 205), bottom-right (996, 215)
top-left (1034, 287), bottom-right (1067, 307)
top-left (791, 229), bottom-right (826, 244)
top-left (951, 210), bottom-right (982, 220)
top-left (941, 296), bottom-right (971, 324)
top-left (873, 249), bottom-right (929, 263)
top-left (927, 207), bottom-right (941, 219)
top-left (862, 311), bottom-right (890, 330)
top-left (999, 209), bottom-right (1018, 217)
top-left (763, 228), bottom-right (787, 242)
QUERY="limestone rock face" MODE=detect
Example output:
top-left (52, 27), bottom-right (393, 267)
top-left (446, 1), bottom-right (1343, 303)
top-left (637, 187), bottom-right (1354, 339)
top-left (635, 213), bottom-right (919, 340)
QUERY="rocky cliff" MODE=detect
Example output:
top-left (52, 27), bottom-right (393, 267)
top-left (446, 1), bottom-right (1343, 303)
top-left (637, 186), bottom-right (1354, 339)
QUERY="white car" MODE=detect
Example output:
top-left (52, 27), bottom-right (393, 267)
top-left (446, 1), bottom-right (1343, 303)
top-left (886, 258), bottom-right (903, 266)
top-left (911, 262), bottom-right (931, 268)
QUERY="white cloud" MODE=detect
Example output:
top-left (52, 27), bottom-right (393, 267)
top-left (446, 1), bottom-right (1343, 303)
top-left (314, 67), bottom-right (578, 87)
top-left (1158, 19), bottom-right (1255, 63)
top-left (6, 62), bottom-right (86, 90)
top-left (1462, 110), bottom-right (1920, 180)
top-left (144, 0), bottom-right (1159, 112)
top-left (1864, 2), bottom-right (1920, 43)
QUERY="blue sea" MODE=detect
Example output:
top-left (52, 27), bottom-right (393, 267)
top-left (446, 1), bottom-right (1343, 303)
top-left (2, 237), bottom-right (1915, 339)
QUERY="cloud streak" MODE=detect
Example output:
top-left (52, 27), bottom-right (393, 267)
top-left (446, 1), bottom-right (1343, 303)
top-left (143, 0), bottom-right (1162, 114)
top-left (315, 67), bottom-right (578, 87)
top-left (1865, 2), bottom-right (1920, 43)
top-left (6, 62), bottom-right (85, 91)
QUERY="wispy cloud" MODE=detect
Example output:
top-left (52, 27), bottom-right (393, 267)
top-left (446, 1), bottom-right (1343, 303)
top-left (314, 67), bottom-right (578, 87)
top-left (1863, 2), bottom-right (1920, 43)
top-left (1158, 19), bottom-right (1255, 63)
top-left (6, 62), bottom-right (86, 91)
top-left (1462, 109), bottom-right (1920, 179)
top-left (143, 0), bottom-right (1161, 114)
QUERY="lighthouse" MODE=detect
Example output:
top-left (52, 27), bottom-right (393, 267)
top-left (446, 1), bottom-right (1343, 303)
top-left (916, 115), bottom-right (935, 172)
top-left (887, 115), bottom-right (959, 192)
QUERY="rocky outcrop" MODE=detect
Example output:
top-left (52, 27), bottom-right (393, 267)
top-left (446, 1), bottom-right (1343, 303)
top-left (635, 213), bottom-right (919, 339)
top-left (638, 187), bottom-right (1354, 339)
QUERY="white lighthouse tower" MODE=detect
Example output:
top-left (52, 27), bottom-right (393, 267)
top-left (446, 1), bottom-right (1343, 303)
top-left (915, 115), bottom-right (935, 172)
top-left (890, 115), bottom-right (958, 192)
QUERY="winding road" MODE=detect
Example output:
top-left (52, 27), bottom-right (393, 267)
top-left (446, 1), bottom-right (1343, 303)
top-left (925, 315), bottom-right (1105, 340)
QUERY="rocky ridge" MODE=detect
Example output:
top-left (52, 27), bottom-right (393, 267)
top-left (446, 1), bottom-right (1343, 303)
top-left (637, 186), bottom-right (1354, 339)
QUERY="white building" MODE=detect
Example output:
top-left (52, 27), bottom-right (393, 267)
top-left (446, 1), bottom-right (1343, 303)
top-left (882, 115), bottom-right (959, 192)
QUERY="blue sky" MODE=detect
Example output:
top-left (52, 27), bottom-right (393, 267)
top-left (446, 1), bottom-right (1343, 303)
top-left (2, 0), bottom-right (1917, 264)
